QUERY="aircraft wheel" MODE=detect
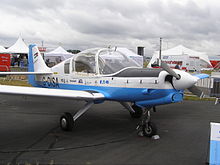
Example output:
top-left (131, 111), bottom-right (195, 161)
top-left (130, 104), bottom-right (143, 118)
top-left (60, 112), bottom-right (74, 131)
top-left (142, 122), bottom-right (157, 137)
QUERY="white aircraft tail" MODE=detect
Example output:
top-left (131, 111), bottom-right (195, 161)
top-left (28, 44), bottom-right (51, 86)
top-left (28, 44), bottom-right (50, 72)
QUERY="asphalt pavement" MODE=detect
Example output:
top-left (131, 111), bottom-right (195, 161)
top-left (0, 95), bottom-right (219, 165)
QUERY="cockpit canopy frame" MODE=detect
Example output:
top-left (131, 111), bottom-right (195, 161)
top-left (71, 48), bottom-right (141, 75)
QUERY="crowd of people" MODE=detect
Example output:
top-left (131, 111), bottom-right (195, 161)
top-left (11, 54), bottom-right (28, 68)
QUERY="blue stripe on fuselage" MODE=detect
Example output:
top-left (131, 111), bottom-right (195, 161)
top-left (35, 81), bottom-right (183, 104)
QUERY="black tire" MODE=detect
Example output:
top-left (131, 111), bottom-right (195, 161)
top-left (130, 104), bottom-right (143, 118)
top-left (60, 112), bottom-right (74, 131)
top-left (142, 122), bottom-right (157, 137)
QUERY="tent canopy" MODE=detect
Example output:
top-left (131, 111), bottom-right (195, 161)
top-left (148, 45), bottom-right (212, 67)
top-left (0, 45), bottom-right (7, 53)
top-left (45, 46), bottom-right (74, 60)
top-left (117, 48), bottom-right (143, 66)
top-left (7, 36), bottom-right (28, 54)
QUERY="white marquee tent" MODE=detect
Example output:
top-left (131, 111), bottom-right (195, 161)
top-left (0, 45), bottom-right (7, 53)
top-left (44, 46), bottom-right (74, 64)
top-left (117, 48), bottom-right (143, 67)
top-left (148, 45), bottom-right (212, 70)
top-left (7, 36), bottom-right (28, 54)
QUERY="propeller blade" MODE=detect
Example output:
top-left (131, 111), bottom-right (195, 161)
top-left (188, 85), bottom-right (204, 98)
top-left (160, 61), bottom-right (181, 80)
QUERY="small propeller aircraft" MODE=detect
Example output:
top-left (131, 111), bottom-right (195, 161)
top-left (0, 44), bottom-right (208, 137)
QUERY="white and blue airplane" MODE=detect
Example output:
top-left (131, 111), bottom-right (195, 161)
top-left (0, 44), bottom-right (209, 137)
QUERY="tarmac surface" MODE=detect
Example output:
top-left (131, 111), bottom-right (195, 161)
top-left (0, 95), bottom-right (219, 165)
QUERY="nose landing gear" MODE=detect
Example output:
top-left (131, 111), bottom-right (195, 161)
top-left (130, 104), bottom-right (143, 118)
top-left (137, 107), bottom-right (157, 137)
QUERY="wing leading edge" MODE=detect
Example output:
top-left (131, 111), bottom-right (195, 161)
top-left (0, 85), bottom-right (105, 100)
top-left (0, 72), bottom-right (52, 75)
top-left (192, 73), bottom-right (209, 79)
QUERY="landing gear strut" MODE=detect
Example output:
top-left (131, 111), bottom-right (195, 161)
top-left (120, 102), bottom-right (143, 118)
top-left (137, 107), bottom-right (157, 137)
top-left (130, 104), bottom-right (143, 118)
top-left (60, 101), bottom-right (94, 131)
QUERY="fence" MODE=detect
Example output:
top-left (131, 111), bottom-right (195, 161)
top-left (196, 78), bottom-right (213, 96)
top-left (210, 72), bottom-right (220, 99)
top-left (195, 72), bottom-right (220, 104)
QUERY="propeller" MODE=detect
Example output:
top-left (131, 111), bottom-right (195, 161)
top-left (158, 59), bottom-right (204, 98)
top-left (160, 60), bottom-right (181, 80)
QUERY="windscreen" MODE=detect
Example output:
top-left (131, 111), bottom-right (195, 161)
top-left (99, 50), bottom-right (141, 74)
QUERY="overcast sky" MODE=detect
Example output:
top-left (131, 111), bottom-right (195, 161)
top-left (0, 0), bottom-right (220, 55)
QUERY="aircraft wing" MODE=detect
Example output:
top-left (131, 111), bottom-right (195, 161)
top-left (192, 73), bottom-right (209, 79)
top-left (0, 72), bottom-right (53, 75)
top-left (0, 85), bottom-right (105, 100)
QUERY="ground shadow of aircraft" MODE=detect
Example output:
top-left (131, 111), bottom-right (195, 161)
top-left (0, 45), bottom-right (208, 137)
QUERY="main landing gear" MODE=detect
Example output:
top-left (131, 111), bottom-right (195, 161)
top-left (60, 112), bottom-right (74, 131)
top-left (60, 101), bottom-right (94, 131)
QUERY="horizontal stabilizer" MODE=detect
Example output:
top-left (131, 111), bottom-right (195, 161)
top-left (0, 85), bottom-right (105, 100)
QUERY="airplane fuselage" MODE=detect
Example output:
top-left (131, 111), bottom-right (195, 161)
top-left (27, 45), bottom-right (200, 108)
top-left (31, 70), bottom-right (183, 107)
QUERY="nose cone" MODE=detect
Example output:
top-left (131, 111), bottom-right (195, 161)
top-left (172, 70), bottom-right (199, 90)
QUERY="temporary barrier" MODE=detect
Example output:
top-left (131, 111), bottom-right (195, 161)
top-left (195, 74), bottom-right (220, 104)
top-left (210, 73), bottom-right (220, 105)
top-left (196, 77), bottom-right (213, 96)
top-left (210, 78), bottom-right (220, 98)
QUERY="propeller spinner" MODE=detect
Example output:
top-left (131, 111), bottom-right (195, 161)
top-left (160, 60), bottom-right (203, 97)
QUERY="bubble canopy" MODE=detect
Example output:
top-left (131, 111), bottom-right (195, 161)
top-left (72, 48), bottom-right (141, 75)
